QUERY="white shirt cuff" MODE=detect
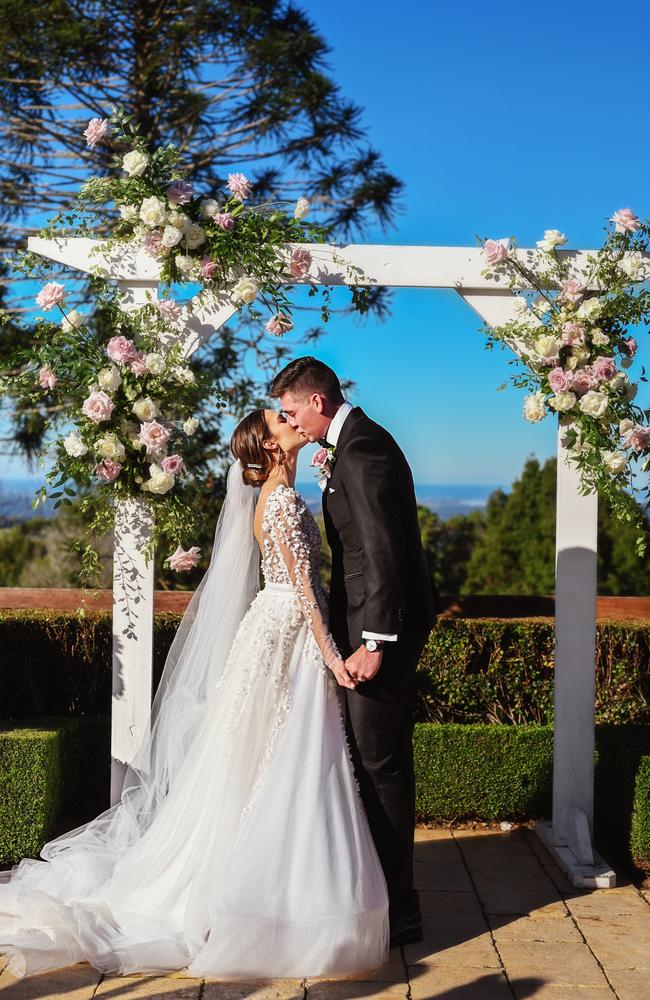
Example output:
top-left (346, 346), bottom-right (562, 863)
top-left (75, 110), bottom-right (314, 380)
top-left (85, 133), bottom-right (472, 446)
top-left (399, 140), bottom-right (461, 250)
top-left (362, 630), bottom-right (398, 642)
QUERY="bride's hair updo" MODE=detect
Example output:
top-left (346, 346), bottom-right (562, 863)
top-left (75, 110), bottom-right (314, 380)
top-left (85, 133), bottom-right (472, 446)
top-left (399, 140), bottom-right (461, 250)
top-left (231, 409), bottom-right (282, 487)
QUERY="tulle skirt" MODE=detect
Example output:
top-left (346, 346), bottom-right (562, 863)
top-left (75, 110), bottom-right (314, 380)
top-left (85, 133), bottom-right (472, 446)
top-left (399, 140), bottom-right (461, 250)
top-left (0, 582), bottom-right (389, 978)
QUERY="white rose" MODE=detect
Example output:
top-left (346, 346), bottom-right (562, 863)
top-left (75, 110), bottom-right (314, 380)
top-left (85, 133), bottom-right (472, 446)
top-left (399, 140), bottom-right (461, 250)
top-left (61, 309), bottom-right (84, 332)
top-left (175, 254), bottom-right (196, 276)
top-left (523, 393), bottom-right (546, 422)
top-left (591, 329), bottom-right (609, 346)
top-left (619, 251), bottom-right (648, 281)
top-left (63, 430), bottom-right (88, 457)
top-left (512, 297), bottom-right (529, 315)
top-left (142, 464), bottom-right (175, 495)
top-left (577, 297), bottom-right (603, 322)
top-left (536, 229), bottom-right (567, 251)
top-left (145, 352), bottom-right (165, 374)
top-left (549, 391), bottom-right (577, 412)
top-left (578, 390), bottom-right (608, 418)
top-left (232, 276), bottom-right (260, 305)
top-left (119, 204), bottom-right (139, 222)
top-left (200, 198), bottom-right (221, 219)
top-left (602, 450), bottom-right (628, 474)
top-left (166, 210), bottom-right (191, 233)
top-left (183, 417), bottom-right (199, 435)
top-left (132, 396), bottom-right (159, 421)
top-left (139, 196), bottom-right (167, 228)
top-left (97, 365), bottom-right (122, 391)
top-left (566, 355), bottom-right (579, 370)
top-left (171, 366), bottom-right (195, 384)
top-left (185, 223), bottom-right (206, 249)
top-left (95, 433), bottom-right (126, 461)
top-left (534, 334), bottom-right (560, 360)
top-left (161, 225), bottom-right (184, 248)
top-left (572, 346), bottom-right (590, 365)
top-left (122, 149), bottom-right (149, 177)
top-left (534, 297), bottom-right (552, 314)
top-left (619, 418), bottom-right (634, 435)
top-left (294, 196), bottom-right (311, 220)
top-left (610, 372), bottom-right (629, 392)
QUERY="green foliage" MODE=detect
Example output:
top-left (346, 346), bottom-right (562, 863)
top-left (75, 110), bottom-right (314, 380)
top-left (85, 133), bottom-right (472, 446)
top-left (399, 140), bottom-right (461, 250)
top-left (631, 756), bottom-right (650, 862)
top-left (414, 723), bottom-right (553, 820)
top-left (455, 456), bottom-right (650, 596)
top-left (418, 505), bottom-right (485, 594)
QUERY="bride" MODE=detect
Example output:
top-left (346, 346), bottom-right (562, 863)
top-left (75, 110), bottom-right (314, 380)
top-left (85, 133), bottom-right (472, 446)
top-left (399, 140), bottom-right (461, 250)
top-left (0, 408), bottom-right (389, 979)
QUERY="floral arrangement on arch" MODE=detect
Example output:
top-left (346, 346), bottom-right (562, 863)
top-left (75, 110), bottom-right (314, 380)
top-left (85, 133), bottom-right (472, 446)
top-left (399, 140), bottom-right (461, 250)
top-left (2, 108), bottom-right (372, 585)
top-left (479, 213), bottom-right (650, 552)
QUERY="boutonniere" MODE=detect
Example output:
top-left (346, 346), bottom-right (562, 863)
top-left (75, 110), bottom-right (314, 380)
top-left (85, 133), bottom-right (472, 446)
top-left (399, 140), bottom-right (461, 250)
top-left (310, 445), bottom-right (337, 491)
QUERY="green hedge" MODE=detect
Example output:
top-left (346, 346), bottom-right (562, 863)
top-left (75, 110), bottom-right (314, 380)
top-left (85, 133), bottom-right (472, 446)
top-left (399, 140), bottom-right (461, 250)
top-left (0, 717), bottom-right (109, 864)
top-left (2, 718), bottom-right (649, 869)
top-left (631, 757), bottom-right (650, 861)
top-left (2, 611), bottom-right (650, 725)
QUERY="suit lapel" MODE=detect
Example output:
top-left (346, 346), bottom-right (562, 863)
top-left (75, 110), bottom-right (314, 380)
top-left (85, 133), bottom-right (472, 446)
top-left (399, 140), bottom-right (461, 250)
top-left (322, 406), bottom-right (365, 515)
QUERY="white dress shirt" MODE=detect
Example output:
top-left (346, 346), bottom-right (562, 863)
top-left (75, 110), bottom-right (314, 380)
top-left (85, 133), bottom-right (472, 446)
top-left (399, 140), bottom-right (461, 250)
top-left (326, 403), bottom-right (397, 644)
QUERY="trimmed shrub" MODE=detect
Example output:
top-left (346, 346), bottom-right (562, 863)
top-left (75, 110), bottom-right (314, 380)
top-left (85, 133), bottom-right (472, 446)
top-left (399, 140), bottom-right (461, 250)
top-left (631, 757), bottom-right (650, 863)
top-left (2, 611), bottom-right (649, 725)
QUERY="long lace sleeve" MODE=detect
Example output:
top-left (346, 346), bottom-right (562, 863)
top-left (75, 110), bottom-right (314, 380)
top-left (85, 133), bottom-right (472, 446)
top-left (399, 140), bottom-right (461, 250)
top-left (262, 486), bottom-right (342, 669)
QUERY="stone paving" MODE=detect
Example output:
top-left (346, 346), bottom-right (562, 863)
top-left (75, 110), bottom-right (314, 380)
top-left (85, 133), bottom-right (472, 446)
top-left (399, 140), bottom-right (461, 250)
top-left (1, 825), bottom-right (649, 999)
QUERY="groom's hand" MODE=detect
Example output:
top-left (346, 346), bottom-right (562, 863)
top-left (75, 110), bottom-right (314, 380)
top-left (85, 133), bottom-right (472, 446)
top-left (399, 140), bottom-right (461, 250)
top-left (345, 645), bottom-right (383, 684)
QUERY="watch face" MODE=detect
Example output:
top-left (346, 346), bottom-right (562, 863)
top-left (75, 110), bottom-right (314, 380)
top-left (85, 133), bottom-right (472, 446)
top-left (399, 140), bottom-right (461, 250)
top-left (365, 639), bottom-right (378, 652)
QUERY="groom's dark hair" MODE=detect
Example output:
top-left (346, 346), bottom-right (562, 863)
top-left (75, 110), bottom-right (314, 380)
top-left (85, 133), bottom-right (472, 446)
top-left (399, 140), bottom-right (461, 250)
top-left (269, 356), bottom-right (344, 404)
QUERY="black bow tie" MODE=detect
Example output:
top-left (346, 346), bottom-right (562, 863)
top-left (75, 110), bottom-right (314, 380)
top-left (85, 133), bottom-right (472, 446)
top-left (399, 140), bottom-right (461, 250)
top-left (318, 437), bottom-right (330, 448)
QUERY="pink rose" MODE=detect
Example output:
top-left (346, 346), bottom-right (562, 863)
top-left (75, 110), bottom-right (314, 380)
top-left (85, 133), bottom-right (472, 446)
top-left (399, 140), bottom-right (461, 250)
top-left (560, 279), bottom-right (587, 303)
top-left (310, 447), bottom-right (330, 468)
top-left (143, 230), bottom-right (164, 257)
top-left (548, 367), bottom-right (573, 393)
top-left (138, 420), bottom-right (171, 454)
top-left (619, 336), bottom-right (638, 357)
top-left (610, 208), bottom-right (641, 234)
top-left (39, 365), bottom-right (57, 390)
top-left (96, 458), bottom-right (122, 483)
top-left (158, 299), bottom-right (181, 323)
top-left (169, 544), bottom-right (201, 572)
top-left (83, 117), bottom-right (110, 148)
top-left (265, 313), bottom-right (294, 336)
top-left (166, 179), bottom-right (194, 205)
top-left (162, 454), bottom-right (185, 475)
top-left (483, 238), bottom-right (510, 265)
top-left (226, 172), bottom-right (251, 201)
top-left (622, 423), bottom-right (650, 451)
top-left (200, 257), bottom-right (218, 280)
top-left (106, 335), bottom-right (138, 364)
top-left (570, 368), bottom-right (596, 396)
top-left (214, 212), bottom-right (235, 231)
top-left (561, 322), bottom-right (585, 347)
top-left (130, 350), bottom-right (148, 376)
top-left (82, 389), bottom-right (115, 423)
top-left (591, 356), bottom-right (617, 382)
top-left (35, 282), bottom-right (66, 310)
top-left (289, 248), bottom-right (313, 279)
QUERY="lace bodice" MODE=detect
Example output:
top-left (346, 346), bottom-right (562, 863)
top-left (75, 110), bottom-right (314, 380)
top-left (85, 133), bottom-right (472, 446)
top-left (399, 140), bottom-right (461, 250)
top-left (260, 484), bottom-right (340, 669)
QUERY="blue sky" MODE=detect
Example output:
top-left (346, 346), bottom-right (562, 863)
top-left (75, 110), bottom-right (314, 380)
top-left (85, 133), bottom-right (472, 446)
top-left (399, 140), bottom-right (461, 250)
top-left (2, 0), bottom-right (649, 489)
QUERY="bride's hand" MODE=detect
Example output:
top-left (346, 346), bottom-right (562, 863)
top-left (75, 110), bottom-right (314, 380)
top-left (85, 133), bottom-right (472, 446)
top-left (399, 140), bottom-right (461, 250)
top-left (328, 657), bottom-right (358, 689)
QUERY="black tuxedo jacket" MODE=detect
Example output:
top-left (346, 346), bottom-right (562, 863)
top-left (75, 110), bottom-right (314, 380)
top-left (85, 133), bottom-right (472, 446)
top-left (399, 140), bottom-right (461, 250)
top-left (322, 407), bottom-right (437, 657)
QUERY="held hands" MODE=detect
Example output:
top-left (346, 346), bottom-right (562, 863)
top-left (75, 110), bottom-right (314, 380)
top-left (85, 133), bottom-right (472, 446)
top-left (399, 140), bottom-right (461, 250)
top-left (344, 644), bottom-right (383, 685)
top-left (328, 657), bottom-right (357, 690)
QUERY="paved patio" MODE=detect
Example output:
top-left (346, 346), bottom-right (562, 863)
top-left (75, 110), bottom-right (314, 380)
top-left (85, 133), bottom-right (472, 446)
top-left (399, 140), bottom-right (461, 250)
top-left (1, 825), bottom-right (649, 1000)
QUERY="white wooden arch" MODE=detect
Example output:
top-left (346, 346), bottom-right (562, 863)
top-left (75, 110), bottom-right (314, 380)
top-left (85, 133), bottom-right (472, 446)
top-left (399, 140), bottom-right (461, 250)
top-left (28, 235), bottom-right (614, 888)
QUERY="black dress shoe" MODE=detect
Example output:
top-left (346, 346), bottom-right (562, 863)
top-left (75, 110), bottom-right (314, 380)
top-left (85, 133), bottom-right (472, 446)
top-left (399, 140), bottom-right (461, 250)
top-left (389, 909), bottom-right (423, 947)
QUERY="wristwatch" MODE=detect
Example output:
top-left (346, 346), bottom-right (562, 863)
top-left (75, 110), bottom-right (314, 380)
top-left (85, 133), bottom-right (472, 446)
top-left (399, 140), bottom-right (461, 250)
top-left (363, 638), bottom-right (384, 653)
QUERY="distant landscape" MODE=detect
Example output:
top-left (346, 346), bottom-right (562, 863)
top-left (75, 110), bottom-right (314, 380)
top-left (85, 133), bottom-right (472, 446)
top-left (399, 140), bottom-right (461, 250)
top-left (0, 477), bottom-right (499, 523)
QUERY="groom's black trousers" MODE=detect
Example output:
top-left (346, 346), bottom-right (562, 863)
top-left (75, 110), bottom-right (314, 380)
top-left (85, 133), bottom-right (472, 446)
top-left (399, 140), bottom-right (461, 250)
top-left (341, 625), bottom-right (429, 916)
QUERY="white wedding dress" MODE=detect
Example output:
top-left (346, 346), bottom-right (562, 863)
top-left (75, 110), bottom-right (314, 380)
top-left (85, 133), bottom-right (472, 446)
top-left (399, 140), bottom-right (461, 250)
top-left (0, 478), bottom-right (389, 979)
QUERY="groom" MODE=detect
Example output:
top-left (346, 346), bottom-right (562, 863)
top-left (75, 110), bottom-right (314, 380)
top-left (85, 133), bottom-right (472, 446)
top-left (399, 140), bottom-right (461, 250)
top-left (270, 357), bottom-right (436, 947)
